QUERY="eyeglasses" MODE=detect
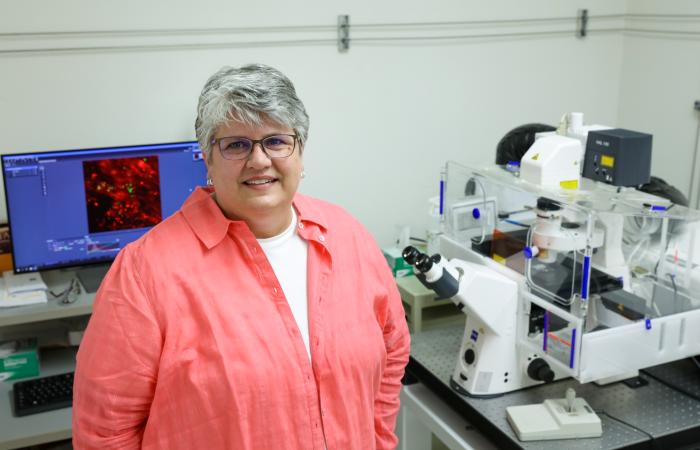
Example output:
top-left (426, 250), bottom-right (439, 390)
top-left (51, 278), bottom-right (82, 305)
top-left (211, 134), bottom-right (297, 161)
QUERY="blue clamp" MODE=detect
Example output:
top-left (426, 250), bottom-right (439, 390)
top-left (645, 319), bottom-right (652, 330)
top-left (644, 203), bottom-right (667, 212)
top-left (524, 246), bottom-right (534, 259)
top-left (505, 160), bottom-right (521, 173)
top-left (472, 208), bottom-right (481, 219)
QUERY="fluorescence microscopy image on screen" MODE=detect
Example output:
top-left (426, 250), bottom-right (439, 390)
top-left (83, 156), bottom-right (162, 233)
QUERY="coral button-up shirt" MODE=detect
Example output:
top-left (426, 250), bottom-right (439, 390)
top-left (72, 188), bottom-right (410, 450)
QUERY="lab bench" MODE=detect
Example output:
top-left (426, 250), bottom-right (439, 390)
top-left (406, 324), bottom-right (700, 450)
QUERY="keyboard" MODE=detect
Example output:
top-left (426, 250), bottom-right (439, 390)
top-left (12, 372), bottom-right (74, 417)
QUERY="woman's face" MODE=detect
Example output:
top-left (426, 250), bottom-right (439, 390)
top-left (206, 117), bottom-right (303, 226)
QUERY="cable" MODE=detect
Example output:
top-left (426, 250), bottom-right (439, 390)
top-left (0, 24), bottom-right (336, 38)
top-left (595, 410), bottom-right (654, 441)
top-left (504, 219), bottom-right (530, 228)
top-left (624, 28), bottom-right (700, 37)
top-left (0, 39), bottom-right (337, 55)
top-left (625, 13), bottom-right (700, 19)
top-left (352, 29), bottom-right (618, 44)
top-left (49, 278), bottom-right (82, 305)
top-left (2, 14), bottom-right (699, 55)
top-left (8, 12), bottom-right (694, 39)
top-left (0, 17), bottom-right (589, 40)
top-left (352, 16), bottom-right (582, 29)
top-left (6, 26), bottom-right (697, 56)
top-left (692, 357), bottom-right (700, 371)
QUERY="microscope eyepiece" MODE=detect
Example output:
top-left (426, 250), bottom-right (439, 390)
top-left (415, 253), bottom-right (434, 273)
top-left (403, 246), bottom-right (441, 274)
top-left (402, 246), bottom-right (421, 265)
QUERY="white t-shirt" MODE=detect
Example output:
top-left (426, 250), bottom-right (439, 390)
top-left (257, 208), bottom-right (310, 360)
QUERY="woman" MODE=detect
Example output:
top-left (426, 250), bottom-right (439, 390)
top-left (72, 64), bottom-right (410, 450)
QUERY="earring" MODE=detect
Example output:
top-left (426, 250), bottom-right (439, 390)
top-left (206, 177), bottom-right (214, 186)
top-left (300, 170), bottom-right (306, 179)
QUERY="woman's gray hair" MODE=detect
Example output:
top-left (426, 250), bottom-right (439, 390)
top-left (195, 64), bottom-right (310, 158)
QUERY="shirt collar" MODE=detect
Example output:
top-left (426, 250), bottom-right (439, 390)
top-left (181, 187), bottom-right (328, 249)
top-left (291, 192), bottom-right (328, 232)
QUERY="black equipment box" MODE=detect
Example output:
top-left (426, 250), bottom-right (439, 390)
top-left (583, 128), bottom-right (652, 186)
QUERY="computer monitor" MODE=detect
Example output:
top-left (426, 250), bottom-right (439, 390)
top-left (1, 141), bottom-right (207, 289)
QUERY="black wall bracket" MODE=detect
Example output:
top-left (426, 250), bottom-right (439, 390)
top-left (577, 9), bottom-right (588, 38)
top-left (337, 15), bottom-right (350, 53)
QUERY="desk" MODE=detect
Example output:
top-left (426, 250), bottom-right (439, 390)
top-left (0, 271), bottom-right (95, 328)
top-left (408, 325), bottom-right (700, 450)
top-left (0, 270), bottom-right (95, 450)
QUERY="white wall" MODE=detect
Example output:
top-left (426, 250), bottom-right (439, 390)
top-left (617, 0), bottom-right (700, 206)
top-left (0, 1), bottom-right (629, 246)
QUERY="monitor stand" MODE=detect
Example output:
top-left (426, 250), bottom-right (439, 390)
top-left (76, 264), bottom-right (111, 293)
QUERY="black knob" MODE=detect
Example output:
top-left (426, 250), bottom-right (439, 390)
top-left (464, 349), bottom-right (476, 365)
top-left (415, 253), bottom-right (433, 273)
top-left (527, 357), bottom-right (555, 383)
top-left (536, 197), bottom-right (561, 212)
top-left (402, 246), bottom-right (422, 265)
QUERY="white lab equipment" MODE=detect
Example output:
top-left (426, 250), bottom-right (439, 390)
top-left (528, 112), bottom-right (613, 185)
top-left (557, 111), bottom-right (611, 152)
top-left (506, 388), bottom-right (602, 441)
top-left (520, 135), bottom-right (583, 189)
top-left (404, 160), bottom-right (700, 400)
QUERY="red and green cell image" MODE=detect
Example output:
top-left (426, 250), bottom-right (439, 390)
top-left (83, 156), bottom-right (162, 233)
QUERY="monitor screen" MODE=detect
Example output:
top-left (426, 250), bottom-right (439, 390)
top-left (2, 141), bottom-right (207, 273)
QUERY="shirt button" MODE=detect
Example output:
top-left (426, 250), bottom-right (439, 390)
top-left (318, 235), bottom-right (325, 242)
top-left (273, 287), bottom-right (278, 294)
top-left (298, 222), bottom-right (304, 229)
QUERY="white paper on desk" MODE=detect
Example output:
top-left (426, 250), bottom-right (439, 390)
top-left (0, 278), bottom-right (48, 307)
top-left (2, 270), bottom-right (48, 294)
